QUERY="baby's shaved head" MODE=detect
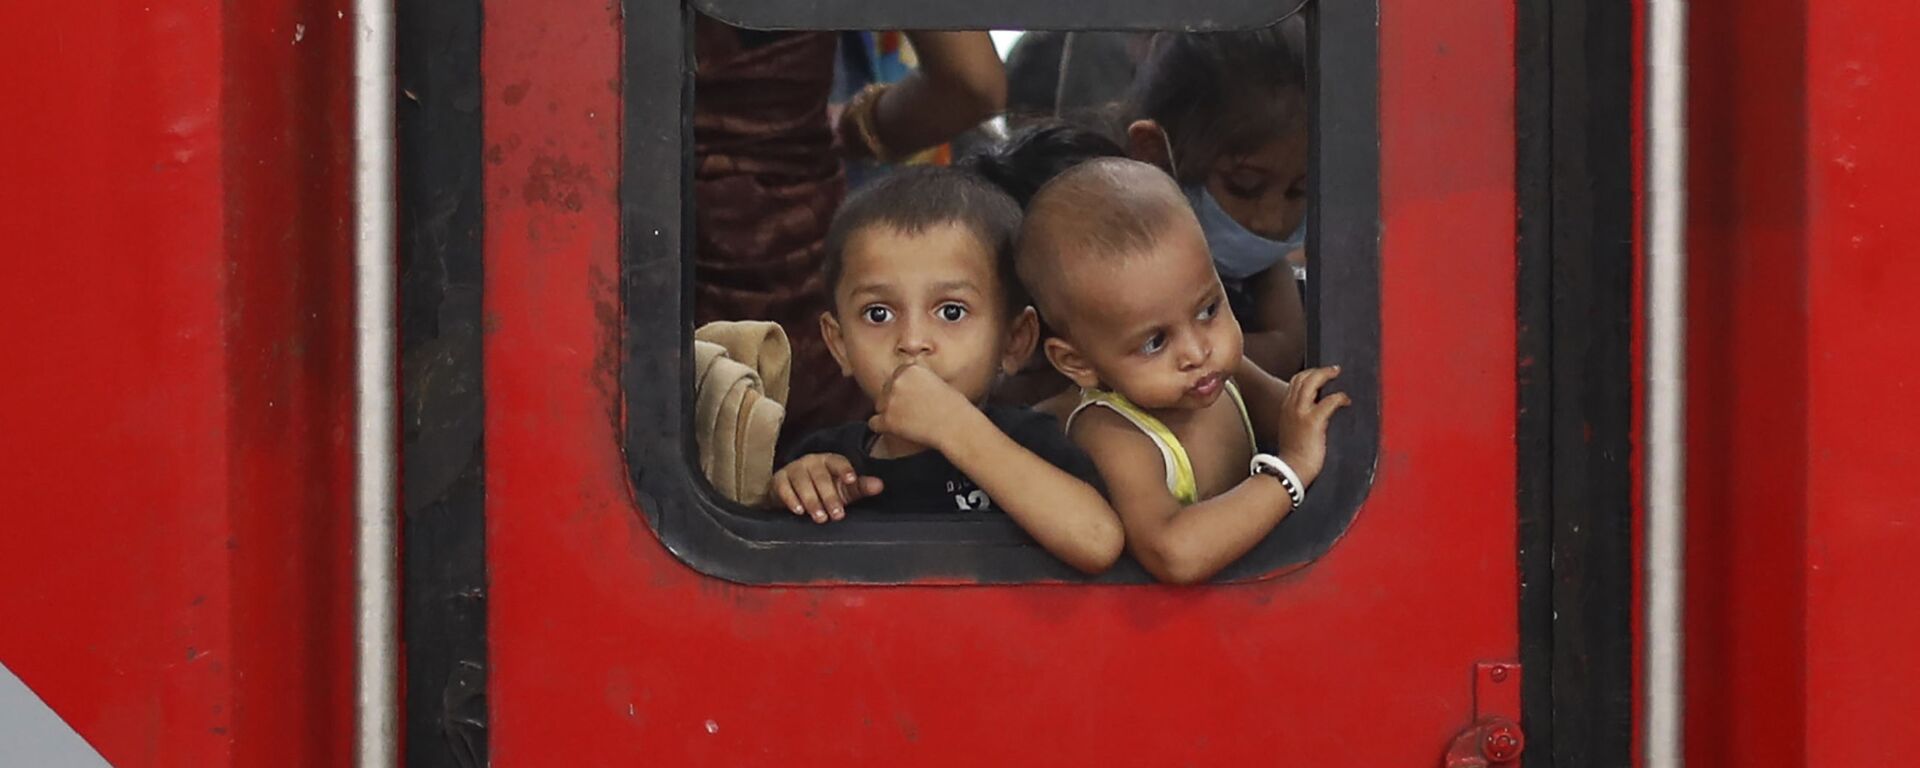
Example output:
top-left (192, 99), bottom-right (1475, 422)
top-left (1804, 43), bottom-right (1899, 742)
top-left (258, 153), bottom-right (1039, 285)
top-left (1015, 158), bottom-right (1194, 333)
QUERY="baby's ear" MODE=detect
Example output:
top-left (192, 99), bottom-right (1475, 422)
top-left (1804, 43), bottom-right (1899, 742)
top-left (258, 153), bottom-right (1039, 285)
top-left (1044, 337), bottom-right (1102, 390)
top-left (819, 311), bottom-right (855, 377)
top-left (1000, 306), bottom-right (1040, 375)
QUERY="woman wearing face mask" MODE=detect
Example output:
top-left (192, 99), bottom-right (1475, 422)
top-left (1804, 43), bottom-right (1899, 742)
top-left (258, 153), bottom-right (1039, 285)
top-left (1120, 22), bottom-right (1311, 377)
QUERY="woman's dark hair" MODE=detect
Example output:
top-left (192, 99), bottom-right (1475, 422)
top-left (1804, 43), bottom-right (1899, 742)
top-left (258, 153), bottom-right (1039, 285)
top-left (959, 121), bottom-right (1128, 209)
top-left (1125, 20), bottom-right (1308, 184)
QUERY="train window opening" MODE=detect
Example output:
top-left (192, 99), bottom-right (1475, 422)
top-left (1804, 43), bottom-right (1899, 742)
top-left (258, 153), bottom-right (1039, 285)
top-left (623, 0), bottom-right (1379, 584)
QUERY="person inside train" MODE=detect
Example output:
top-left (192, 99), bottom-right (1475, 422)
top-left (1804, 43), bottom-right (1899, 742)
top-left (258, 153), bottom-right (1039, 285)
top-left (692, 19), bottom-right (1007, 455)
top-left (1121, 23), bottom-right (1312, 377)
top-left (767, 167), bottom-right (1125, 575)
top-left (960, 24), bottom-right (1315, 420)
top-left (1016, 158), bottom-right (1347, 584)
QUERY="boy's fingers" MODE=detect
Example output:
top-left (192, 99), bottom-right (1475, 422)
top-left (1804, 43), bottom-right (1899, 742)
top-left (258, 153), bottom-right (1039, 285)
top-left (880, 361), bottom-right (913, 403)
top-left (825, 454), bottom-right (859, 484)
top-left (848, 475), bottom-right (886, 500)
top-left (790, 474), bottom-right (826, 522)
top-left (802, 476), bottom-right (836, 523)
top-left (774, 477), bottom-right (804, 516)
top-left (804, 464), bottom-right (846, 522)
top-left (867, 414), bottom-right (888, 434)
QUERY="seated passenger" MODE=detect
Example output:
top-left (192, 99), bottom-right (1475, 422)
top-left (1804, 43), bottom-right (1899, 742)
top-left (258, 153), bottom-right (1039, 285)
top-left (1018, 158), bottom-right (1348, 584)
top-left (769, 167), bottom-right (1125, 575)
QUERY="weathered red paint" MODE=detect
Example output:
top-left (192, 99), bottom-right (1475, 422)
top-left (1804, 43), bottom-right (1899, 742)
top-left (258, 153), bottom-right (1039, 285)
top-left (1800, 0), bottom-right (1920, 762)
top-left (1682, 0), bottom-right (1920, 764)
top-left (2, 0), bottom-right (1911, 763)
top-left (486, 0), bottom-right (1519, 765)
top-left (0, 0), bottom-right (355, 765)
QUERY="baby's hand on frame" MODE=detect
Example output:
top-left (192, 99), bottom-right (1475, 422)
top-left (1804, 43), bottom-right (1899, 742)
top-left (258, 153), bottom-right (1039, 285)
top-left (769, 453), bottom-right (885, 523)
top-left (1274, 365), bottom-right (1352, 488)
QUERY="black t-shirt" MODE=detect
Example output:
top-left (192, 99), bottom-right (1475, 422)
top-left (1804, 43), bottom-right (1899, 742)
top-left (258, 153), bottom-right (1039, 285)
top-left (780, 405), bottom-right (1107, 514)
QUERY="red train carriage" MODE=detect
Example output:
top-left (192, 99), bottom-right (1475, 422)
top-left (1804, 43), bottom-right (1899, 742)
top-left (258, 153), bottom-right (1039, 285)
top-left (0, 0), bottom-right (1914, 765)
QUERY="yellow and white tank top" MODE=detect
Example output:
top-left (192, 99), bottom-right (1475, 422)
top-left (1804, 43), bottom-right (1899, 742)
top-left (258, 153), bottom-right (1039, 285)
top-left (1066, 381), bottom-right (1258, 505)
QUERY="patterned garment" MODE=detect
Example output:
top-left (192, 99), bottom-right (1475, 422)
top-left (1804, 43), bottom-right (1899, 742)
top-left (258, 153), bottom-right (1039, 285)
top-left (693, 18), bottom-right (871, 452)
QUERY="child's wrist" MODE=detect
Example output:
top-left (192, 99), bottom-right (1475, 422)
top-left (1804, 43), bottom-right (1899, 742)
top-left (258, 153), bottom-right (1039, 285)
top-left (1277, 450), bottom-right (1320, 488)
top-left (934, 406), bottom-right (996, 462)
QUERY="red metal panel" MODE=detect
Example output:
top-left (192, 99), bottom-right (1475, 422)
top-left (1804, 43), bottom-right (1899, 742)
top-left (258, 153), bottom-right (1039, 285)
top-left (1684, 0), bottom-right (1920, 764)
top-left (0, 3), bottom-right (233, 762)
top-left (1682, 0), bottom-right (1811, 764)
top-left (1802, 0), bottom-right (1920, 762)
top-left (218, 1), bottom-right (357, 764)
top-left (0, 1), bottom-right (354, 765)
top-left (487, 0), bottom-right (1518, 764)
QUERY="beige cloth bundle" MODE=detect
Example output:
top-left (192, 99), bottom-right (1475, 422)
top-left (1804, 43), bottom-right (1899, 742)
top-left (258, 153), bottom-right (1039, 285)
top-left (691, 321), bottom-right (791, 507)
top-left (693, 320), bottom-right (791, 406)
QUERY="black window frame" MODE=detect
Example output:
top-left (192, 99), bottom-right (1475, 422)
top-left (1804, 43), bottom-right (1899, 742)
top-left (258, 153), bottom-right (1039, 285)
top-left (620, 0), bottom-right (1381, 584)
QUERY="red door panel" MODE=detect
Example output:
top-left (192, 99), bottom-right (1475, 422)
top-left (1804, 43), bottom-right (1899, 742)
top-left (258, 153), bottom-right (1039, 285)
top-left (485, 0), bottom-right (1519, 764)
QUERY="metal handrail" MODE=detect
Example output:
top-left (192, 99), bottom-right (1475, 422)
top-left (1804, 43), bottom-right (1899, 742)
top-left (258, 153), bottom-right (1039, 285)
top-left (352, 0), bottom-right (399, 762)
top-left (1644, 0), bottom-right (1689, 763)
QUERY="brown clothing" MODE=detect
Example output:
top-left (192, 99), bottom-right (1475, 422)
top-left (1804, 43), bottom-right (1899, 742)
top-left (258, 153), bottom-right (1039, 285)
top-left (693, 19), bottom-right (869, 450)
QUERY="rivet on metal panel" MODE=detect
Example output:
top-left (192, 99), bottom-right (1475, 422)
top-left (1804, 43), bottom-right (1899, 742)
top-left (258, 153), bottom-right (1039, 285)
top-left (1443, 717), bottom-right (1526, 767)
top-left (1482, 720), bottom-right (1525, 762)
top-left (1473, 661), bottom-right (1522, 722)
top-left (1442, 662), bottom-right (1525, 767)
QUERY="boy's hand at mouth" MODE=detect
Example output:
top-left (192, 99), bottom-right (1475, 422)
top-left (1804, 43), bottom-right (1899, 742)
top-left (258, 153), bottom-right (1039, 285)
top-left (868, 360), bottom-right (977, 453)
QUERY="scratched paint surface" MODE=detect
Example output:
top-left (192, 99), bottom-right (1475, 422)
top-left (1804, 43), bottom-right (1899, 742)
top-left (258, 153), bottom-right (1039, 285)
top-left (486, 0), bottom-right (1520, 764)
top-left (0, 1), bottom-right (355, 765)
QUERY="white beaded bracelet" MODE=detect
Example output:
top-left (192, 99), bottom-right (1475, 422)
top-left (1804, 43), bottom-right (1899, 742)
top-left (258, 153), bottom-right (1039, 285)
top-left (1249, 453), bottom-right (1306, 508)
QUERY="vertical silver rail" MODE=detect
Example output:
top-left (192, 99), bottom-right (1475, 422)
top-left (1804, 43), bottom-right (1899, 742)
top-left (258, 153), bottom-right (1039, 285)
top-left (352, 0), bottom-right (399, 762)
top-left (1644, 0), bottom-right (1689, 764)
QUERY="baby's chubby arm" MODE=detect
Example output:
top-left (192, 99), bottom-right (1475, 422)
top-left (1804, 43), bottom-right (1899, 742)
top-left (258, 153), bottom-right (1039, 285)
top-left (869, 362), bottom-right (1125, 574)
top-left (1072, 408), bottom-right (1298, 585)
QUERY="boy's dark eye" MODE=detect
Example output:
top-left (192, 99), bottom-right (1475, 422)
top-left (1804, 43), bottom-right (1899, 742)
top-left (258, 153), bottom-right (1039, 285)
top-left (1140, 332), bottom-right (1168, 355)
top-left (862, 305), bottom-right (894, 324)
top-left (1197, 300), bottom-right (1220, 322)
top-left (936, 303), bottom-right (968, 322)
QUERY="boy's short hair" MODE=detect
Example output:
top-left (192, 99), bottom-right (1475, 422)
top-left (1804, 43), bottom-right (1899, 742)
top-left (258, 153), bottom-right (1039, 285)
top-left (822, 166), bottom-right (1027, 312)
top-left (1015, 157), bottom-right (1190, 330)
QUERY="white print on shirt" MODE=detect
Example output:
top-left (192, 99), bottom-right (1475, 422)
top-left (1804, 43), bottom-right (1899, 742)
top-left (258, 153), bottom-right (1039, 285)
top-left (953, 489), bottom-right (993, 511)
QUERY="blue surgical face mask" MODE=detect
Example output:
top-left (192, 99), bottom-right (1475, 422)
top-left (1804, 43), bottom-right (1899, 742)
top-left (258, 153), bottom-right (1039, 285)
top-left (1182, 183), bottom-right (1306, 281)
top-left (1163, 130), bottom-right (1305, 282)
